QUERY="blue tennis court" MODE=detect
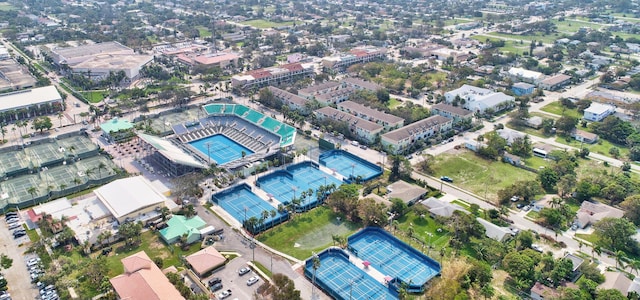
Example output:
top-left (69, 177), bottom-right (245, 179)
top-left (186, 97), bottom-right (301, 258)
top-left (257, 162), bottom-right (342, 210)
top-left (319, 150), bottom-right (382, 182)
top-left (211, 184), bottom-right (288, 234)
top-left (348, 227), bottom-right (441, 293)
top-left (304, 248), bottom-right (397, 300)
top-left (189, 134), bottom-right (254, 165)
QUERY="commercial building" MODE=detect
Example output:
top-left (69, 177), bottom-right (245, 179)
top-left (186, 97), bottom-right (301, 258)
top-left (381, 115), bottom-right (452, 154)
top-left (314, 106), bottom-right (383, 143)
top-left (100, 117), bottom-right (135, 143)
top-left (444, 84), bottom-right (515, 114)
top-left (110, 251), bottom-right (185, 300)
top-left (506, 67), bottom-right (545, 84)
top-left (159, 215), bottom-right (208, 245)
top-left (511, 82), bottom-right (535, 96)
top-left (0, 58), bottom-right (37, 92)
top-left (94, 176), bottom-right (177, 223)
top-left (231, 62), bottom-right (314, 90)
top-left (337, 101), bottom-right (404, 130)
top-left (321, 46), bottom-right (387, 71)
top-left (185, 246), bottom-right (227, 277)
top-left (539, 74), bottom-right (572, 90)
top-left (137, 133), bottom-right (208, 176)
top-left (430, 103), bottom-right (474, 124)
top-left (47, 41), bottom-right (153, 80)
top-left (0, 85), bottom-right (63, 121)
top-left (176, 52), bottom-right (239, 69)
top-left (583, 102), bottom-right (616, 122)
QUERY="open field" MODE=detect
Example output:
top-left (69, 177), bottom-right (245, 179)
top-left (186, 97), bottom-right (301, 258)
top-left (257, 206), bottom-right (360, 260)
top-left (540, 101), bottom-right (582, 119)
top-left (431, 150), bottom-right (536, 201)
top-left (0, 3), bottom-right (15, 11)
top-left (394, 211), bottom-right (450, 249)
top-left (553, 19), bottom-right (604, 34)
top-left (483, 32), bottom-right (560, 44)
top-left (555, 136), bottom-right (630, 158)
top-left (81, 91), bottom-right (106, 103)
top-left (471, 35), bottom-right (529, 55)
top-left (196, 26), bottom-right (212, 37)
top-left (240, 19), bottom-right (294, 29)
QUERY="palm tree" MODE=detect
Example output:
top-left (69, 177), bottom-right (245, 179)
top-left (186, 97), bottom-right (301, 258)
top-left (592, 245), bottom-right (602, 261)
top-left (27, 186), bottom-right (38, 206)
top-left (311, 255), bottom-right (321, 292)
top-left (615, 250), bottom-right (627, 269)
top-left (184, 204), bottom-right (196, 218)
top-left (96, 162), bottom-right (107, 178)
top-left (550, 197), bottom-right (564, 209)
top-left (260, 210), bottom-right (270, 231)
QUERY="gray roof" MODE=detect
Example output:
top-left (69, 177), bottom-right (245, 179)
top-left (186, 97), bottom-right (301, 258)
top-left (315, 86), bottom-right (355, 102)
top-left (541, 74), bottom-right (572, 86)
top-left (94, 176), bottom-right (167, 220)
top-left (298, 81), bottom-right (341, 95)
top-left (387, 180), bottom-right (427, 204)
top-left (267, 86), bottom-right (307, 106)
top-left (431, 103), bottom-right (473, 117)
top-left (512, 82), bottom-right (535, 89)
top-left (421, 197), bottom-right (467, 218)
top-left (381, 115), bottom-right (451, 142)
top-left (341, 77), bottom-right (382, 91)
top-left (476, 218), bottom-right (512, 242)
top-left (563, 253), bottom-right (584, 272)
top-left (314, 106), bottom-right (383, 132)
top-left (137, 133), bottom-right (207, 169)
top-left (338, 101), bottom-right (404, 125)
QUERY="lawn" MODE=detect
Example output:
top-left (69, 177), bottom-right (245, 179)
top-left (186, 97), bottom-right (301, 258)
top-left (394, 211), bottom-right (450, 249)
top-left (575, 233), bottom-right (599, 245)
top-left (451, 199), bottom-right (471, 210)
top-left (470, 35), bottom-right (529, 55)
top-left (387, 98), bottom-right (403, 109)
top-left (103, 230), bottom-right (201, 277)
top-left (553, 20), bottom-right (604, 34)
top-left (81, 91), bottom-right (106, 103)
top-left (0, 3), bottom-right (15, 10)
top-left (522, 155), bottom-right (551, 169)
top-left (431, 150), bottom-right (537, 201)
top-left (484, 32), bottom-right (561, 44)
top-left (540, 101), bottom-right (582, 119)
top-left (241, 19), bottom-right (294, 29)
top-left (554, 135), bottom-right (630, 158)
top-left (196, 26), bottom-right (212, 37)
top-left (257, 206), bottom-right (360, 260)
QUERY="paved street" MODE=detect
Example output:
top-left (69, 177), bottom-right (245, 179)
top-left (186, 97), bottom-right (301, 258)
top-left (0, 218), bottom-right (39, 300)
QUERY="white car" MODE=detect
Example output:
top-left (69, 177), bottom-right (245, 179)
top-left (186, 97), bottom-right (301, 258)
top-left (246, 276), bottom-right (259, 286)
top-left (217, 289), bottom-right (232, 299)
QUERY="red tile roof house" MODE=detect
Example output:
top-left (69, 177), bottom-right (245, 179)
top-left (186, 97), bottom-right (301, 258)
top-left (110, 251), bottom-right (185, 300)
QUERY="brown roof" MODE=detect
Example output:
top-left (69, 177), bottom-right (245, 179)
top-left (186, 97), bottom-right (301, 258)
top-left (431, 103), bottom-right (474, 117)
top-left (341, 77), bottom-right (382, 91)
top-left (267, 86), bottom-right (308, 106)
top-left (338, 101), bottom-right (404, 125)
top-left (573, 129), bottom-right (598, 141)
top-left (110, 251), bottom-right (185, 300)
top-left (541, 74), bottom-right (572, 86)
top-left (282, 63), bottom-right (304, 72)
top-left (247, 69), bottom-right (272, 79)
top-left (298, 81), bottom-right (341, 95)
top-left (314, 106), bottom-right (383, 132)
top-left (185, 246), bottom-right (226, 275)
top-left (382, 115), bottom-right (451, 142)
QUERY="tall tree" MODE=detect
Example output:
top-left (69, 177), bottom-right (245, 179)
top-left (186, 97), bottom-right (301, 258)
top-left (267, 274), bottom-right (301, 300)
top-left (593, 217), bottom-right (637, 252)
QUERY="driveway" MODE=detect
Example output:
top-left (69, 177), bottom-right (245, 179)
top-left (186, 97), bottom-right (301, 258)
top-left (0, 215), bottom-right (39, 300)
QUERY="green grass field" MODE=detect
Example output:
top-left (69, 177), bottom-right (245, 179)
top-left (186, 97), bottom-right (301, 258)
top-left (241, 19), bottom-right (294, 29)
top-left (0, 3), bottom-right (15, 11)
top-left (554, 135), bottom-right (630, 158)
top-left (540, 101), bottom-right (582, 119)
top-left (553, 19), bottom-right (604, 34)
top-left (387, 98), bottom-right (403, 109)
top-left (196, 26), bottom-right (212, 37)
top-left (81, 91), bottom-right (106, 103)
top-left (484, 32), bottom-right (560, 44)
top-left (394, 211), bottom-right (450, 248)
top-left (431, 151), bottom-right (537, 201)
top-left (257, 207), bottom-right (360, 260)
top-left (471, 35), bottom-right (529, 55)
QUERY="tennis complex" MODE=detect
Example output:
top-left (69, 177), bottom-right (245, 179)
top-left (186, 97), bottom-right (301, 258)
top-left (319, 150), bottom-right (382, 182)
top-left (211, 183), bottom-right (288, 234)
top-left (256, 162), bottom-right (342, 211)
top-left (305, 248), bottom-right (397, 300)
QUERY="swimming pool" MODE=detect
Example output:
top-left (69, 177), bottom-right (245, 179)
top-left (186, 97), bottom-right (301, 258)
top-left (189, 134), bottom-right (254, 165)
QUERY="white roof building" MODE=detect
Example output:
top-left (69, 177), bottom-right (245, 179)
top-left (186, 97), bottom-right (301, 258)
top-left (0, 85), bottom-right (62, 113)
top-left (506, 67), bottom-right (545, 84)
top-left (444, 85), bottom-right (514, 114)
top-left (94, 176), bottom-right (176, 223)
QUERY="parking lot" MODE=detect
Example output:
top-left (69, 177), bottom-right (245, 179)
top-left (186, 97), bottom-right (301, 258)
top-left (203, 257), bottom-right (263, 300)
top-left (0, 212), bottom-right (39, 300)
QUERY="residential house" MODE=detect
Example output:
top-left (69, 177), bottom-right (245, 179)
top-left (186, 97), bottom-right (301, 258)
top-left (572, 129), bottom-right (598, 144)
top-left (575, 201), bottom-right (624, 229)
top-left (430, 103), bottom-right (474, 125)
top-left (476, 218), bottom-right (512, 242)
top-left (506, 67), bottom-right (545, 84)
top-left (444, 84), bottom-right (515, 114)
top-left (503, 153), bottom-right (522, 166)
top-left (511, 82), bottom-right (535, 96)
top-left (110, 251), bottom-right (185, 300)
top-left (421, 197), bottom-right (467, 218)
top-left (314, 106), bottom-right (383, 144)
top-left (583, 102), bottom-right (616, 122)
top-left (315, 87), bottom-right (356, 105)
top-left (381, 115), bottom-right (453, 154)
top-left (526, 116), bottom-right (543, 129)
top-left (337, 101), bottom-right (404, 130)
top-left (497, 128), bottom-right (525, 146)
top-left (599, 271), bottom-right (640, 297)
top-left (387, 180), bottom-right (428, 205)
top-left (530, 282), bottom-right (578, 300)
top-left (540, 74), bottom-right (572, 91)
top-left (298, 81), bottom-right (342, 100)
top-left (341, 77), bottom-right (383, 92)
top-left (563, 253), bottom-right (584, 281)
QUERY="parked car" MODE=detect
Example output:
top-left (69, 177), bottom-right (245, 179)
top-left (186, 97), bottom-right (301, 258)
top-left (440, 176), bottom-right (453, 183)
top-left (4, 213), bottom-right (17, 219)
top-left (217, 289), bottom-right (232, 299)
top-left (238, 267), bottom-right (250, 276)
top-left (8, 223), bottom-right (22, 230)
top-left (6, 218), bottom-right (19, 224)
top-left (246, 276), bottom-right (259, 286)
top-left (210, 283), bottom-right (223, 292)
top-left (208, 277), bottom-right (222, 286)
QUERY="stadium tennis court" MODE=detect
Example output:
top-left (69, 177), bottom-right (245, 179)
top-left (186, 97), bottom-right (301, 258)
top-left (319, 150), bottom-right (382, 182)
top-left (212, 184), bottom-right (288, 233)
top-left (305, 248), bottom-right (397, 300)
top-left (348, 227), bottom-right (441, 292)
top-left (189, 134), bottom-right (254, 165)
top-left (257, 162), bottom-right (342, 209)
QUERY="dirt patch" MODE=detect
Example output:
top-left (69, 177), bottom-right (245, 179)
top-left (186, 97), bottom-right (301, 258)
top-left (492, 270), bottom-right (518, 300)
